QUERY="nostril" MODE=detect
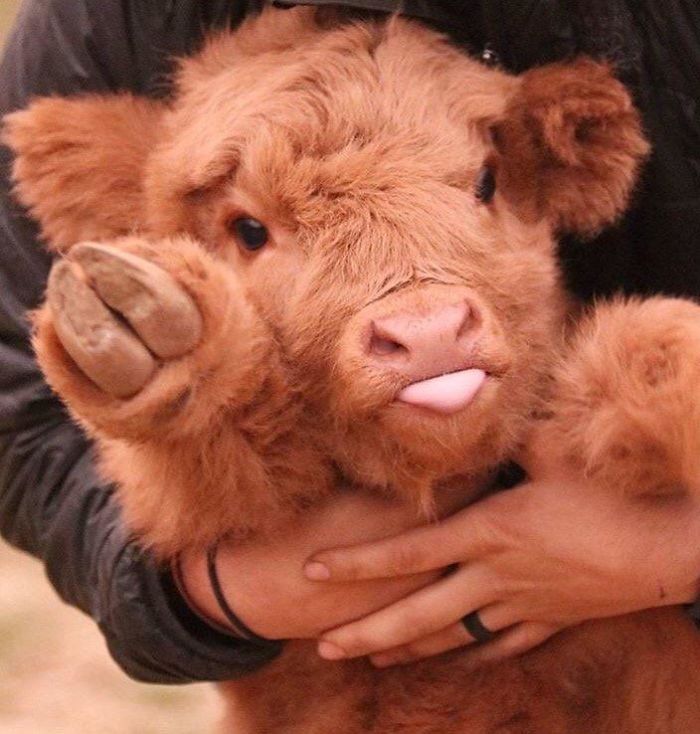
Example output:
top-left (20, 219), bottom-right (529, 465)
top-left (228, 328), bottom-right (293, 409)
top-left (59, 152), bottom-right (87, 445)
top-left (370, 334), bottom-right (406, 356)
top-left (368, 321), bottom-right (409, 358)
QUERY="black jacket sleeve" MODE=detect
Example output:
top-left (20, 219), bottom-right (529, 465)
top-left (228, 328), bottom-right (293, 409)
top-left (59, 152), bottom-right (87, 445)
top-left (0, 0), bottom-right (281, 684)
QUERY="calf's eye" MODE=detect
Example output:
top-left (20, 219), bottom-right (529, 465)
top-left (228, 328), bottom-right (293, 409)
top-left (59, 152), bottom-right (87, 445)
top-left (475, 166), bottom-right (496, 204)
top-left (231, 217), bottom-right (269, 251)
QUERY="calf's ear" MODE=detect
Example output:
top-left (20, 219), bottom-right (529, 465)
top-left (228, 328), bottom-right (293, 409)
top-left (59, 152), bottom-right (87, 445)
top-left (2, 94), bottom-right (166, 252)
top-left (494, 58), bottom-right (649, 236)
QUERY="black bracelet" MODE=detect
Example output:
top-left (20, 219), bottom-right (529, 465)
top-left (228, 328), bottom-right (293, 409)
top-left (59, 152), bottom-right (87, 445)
top-left (206, 542), bottom-right (270, 643)
top-left (170, 553), bottom-right (243, 639)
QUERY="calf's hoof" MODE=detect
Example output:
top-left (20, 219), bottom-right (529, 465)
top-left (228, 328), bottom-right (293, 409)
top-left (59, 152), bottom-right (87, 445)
top-left (47, 243), bottom-right (202, 398)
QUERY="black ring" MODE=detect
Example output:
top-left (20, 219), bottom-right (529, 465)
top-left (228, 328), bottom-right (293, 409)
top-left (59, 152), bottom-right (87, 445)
top-left (462, 610), bottom-right (497, 644)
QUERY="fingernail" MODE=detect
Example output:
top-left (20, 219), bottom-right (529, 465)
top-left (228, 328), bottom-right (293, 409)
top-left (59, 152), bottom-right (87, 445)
top-left (304, 561), bottom-right (330, 581)
top-left (318, 641), bottom-right (346, 660)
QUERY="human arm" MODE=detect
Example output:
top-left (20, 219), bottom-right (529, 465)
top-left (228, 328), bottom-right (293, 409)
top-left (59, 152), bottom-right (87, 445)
top-left (178, 493), bottom-right (440, 641)
top-left (0, 0), bottom-right (284, 684)
top-left (303, 476), bottom-right (700, 666)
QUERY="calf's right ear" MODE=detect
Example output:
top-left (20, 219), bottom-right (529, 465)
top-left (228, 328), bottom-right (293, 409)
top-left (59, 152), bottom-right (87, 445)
top-left (494, 58), bottom-right (650, 237)
top-left (2, 94), bottom-right (166, 252)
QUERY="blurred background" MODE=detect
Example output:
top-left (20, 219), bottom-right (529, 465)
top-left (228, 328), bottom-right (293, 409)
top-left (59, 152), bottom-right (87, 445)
top-left (0, 2), bottom-right (19, 45)
top-left (0, 3), bottom-right (220, 732)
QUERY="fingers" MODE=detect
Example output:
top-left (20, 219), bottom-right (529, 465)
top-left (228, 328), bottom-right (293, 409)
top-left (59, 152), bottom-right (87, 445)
top-left (47, 260), bottom-right (156, 397)
top-left (457, 621), bottom-right (559, 669)
top-left (371, 619), bottom-right (559, 669)
top-left (369, 623), bottom-right (474, 667)
top-left (72, 243), bottom-right (202, 358)
top-left (369, 604), bottom-right (509, 667)
top-left (306, 510), bottom-right (493, 582)
top-left (317, 565), bottom-right (499, 659)
top-left (47, 244), bottom-right (203, 398)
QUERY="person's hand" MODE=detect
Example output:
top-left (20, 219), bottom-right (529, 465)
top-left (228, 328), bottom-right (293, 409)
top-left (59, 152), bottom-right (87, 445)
top-left (177, 492), bottom-right (443, 640)
top-left (304, 475), bottom-right (700, 667)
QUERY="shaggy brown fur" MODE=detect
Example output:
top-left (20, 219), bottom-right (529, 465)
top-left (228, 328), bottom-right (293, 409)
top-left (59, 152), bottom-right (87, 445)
top-left (5, 7), bottom-right (700, 732)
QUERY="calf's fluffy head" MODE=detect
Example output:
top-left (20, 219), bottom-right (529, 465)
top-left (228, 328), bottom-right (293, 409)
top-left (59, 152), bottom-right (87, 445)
top-left (4, 8), bottom-right (648, 495)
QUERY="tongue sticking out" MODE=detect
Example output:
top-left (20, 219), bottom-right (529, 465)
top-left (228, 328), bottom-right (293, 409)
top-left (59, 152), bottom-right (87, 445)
top-left (397, 368), bottom-right (487, 415)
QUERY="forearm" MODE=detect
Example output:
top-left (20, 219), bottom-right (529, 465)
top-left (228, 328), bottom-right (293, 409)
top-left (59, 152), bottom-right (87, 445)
top-left (0, 0), bottom-right (281, 683)
top-left (0, 390), bottom-right (283, 682)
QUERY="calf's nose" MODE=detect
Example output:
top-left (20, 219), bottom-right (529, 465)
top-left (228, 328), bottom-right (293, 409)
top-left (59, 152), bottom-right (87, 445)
top-left (368, 299), bottom-right (479, 379)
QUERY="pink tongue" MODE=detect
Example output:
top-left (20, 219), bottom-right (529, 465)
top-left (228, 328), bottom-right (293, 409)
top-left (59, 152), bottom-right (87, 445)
top-left (397, 369), bottom-right (486, 414)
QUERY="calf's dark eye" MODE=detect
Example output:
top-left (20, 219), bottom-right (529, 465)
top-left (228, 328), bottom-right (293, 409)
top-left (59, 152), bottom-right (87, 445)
top-left (475, 166), bottom-right (496, 204)
top-left (231, 217), bottom-right (269, 251)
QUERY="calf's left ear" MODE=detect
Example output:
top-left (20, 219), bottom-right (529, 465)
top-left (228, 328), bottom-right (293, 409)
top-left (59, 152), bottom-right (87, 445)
top-left (494, 58), bottom-right (650, 236)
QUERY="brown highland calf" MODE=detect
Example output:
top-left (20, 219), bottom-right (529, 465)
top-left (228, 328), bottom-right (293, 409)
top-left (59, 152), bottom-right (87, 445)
top-left (5, 7), bottom-right (700, 733)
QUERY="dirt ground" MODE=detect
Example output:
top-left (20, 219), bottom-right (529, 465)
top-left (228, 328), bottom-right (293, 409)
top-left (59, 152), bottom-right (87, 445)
top-left (0, 541), bottom-right (221, 734)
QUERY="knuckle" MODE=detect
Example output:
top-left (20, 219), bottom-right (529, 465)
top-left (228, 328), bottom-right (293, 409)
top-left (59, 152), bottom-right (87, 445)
top-left (491, 573), bottom-right (515, 599)
top-left (478, 511), bottom-right (513, 549)
top-left (350, 633), bottom-right (380, 655)
top-left (399, 605), bottom-right (434, 639)
top-left (389, 543), bottom-right (424, 574)
top-left (405, 628), bottom-right (464, 660)
top-left (332, 557), bottom-right (363, 581)
top-left (335, 626), bottom-right (377, 655)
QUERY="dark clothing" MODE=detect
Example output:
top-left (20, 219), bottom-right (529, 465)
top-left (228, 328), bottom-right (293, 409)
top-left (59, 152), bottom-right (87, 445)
top-left (0, 0), bottom-right (698, 684)
top-left (0, 0), bottom-right (282, 685)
